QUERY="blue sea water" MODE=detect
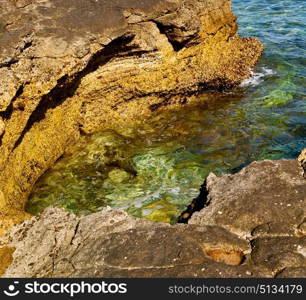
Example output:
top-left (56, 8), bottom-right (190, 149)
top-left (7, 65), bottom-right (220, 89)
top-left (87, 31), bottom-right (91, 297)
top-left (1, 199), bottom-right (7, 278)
top-left (232, 0), bottom-right (306, 159)
top-left (27, 0), bottom-right (306, 222)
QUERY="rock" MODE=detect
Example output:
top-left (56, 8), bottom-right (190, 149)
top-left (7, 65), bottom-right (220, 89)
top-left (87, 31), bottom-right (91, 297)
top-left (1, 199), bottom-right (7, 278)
top-left (276, 267), bottom-right (306, 278)
top-left (251, 237), bottom-right (306, 273)
top-left (0, 0), bottom-right (275, 277)
top-left (3, 207), bottom-right (270, 278)
top-left (0, 246), bottom-right (14, 277)
top-left (203, 247), bottom-right (245, 266)
top-left (0, 118), bottom-right (4, 136)
top-left (189, 160), bottom-right (306, 238)
top-left (188, 158), bottom-right (306, 276)
top-left (0, 190), bottom-right (30, 237)
top-left (0, 0), bottom-right (263, 232)
top-left (3, 157), bottom-right (306, 278)
top-left (298, 148), bottom-right (306, 178)
top-left (108, 168), bottom-right (131, 183)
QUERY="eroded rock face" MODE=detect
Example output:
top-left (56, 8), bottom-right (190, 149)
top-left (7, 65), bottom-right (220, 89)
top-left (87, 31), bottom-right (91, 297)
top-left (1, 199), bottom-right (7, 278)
top-left (2, 158), bottom-right (305, 278)
top-left (0, 117), bottom-right (4, 137)
top-left (0, 0), bottom-right (263, 233)
top-left (189, 160), bottom-right (306, 238)
top-left (3, 207), bottom-right (270, 278)
top-left (189, 159), bottom-right (306, 276)
top-left (298, 148), bottom-right (306, 178)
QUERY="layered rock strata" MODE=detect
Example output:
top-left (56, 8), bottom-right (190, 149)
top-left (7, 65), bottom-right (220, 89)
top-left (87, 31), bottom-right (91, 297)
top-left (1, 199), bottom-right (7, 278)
top-left (0, 0), bottom-right (263, 234)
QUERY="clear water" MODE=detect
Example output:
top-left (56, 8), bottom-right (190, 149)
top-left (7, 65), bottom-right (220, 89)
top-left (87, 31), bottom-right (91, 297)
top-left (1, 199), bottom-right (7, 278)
top-left (26, 0), bottom-right (306, 223)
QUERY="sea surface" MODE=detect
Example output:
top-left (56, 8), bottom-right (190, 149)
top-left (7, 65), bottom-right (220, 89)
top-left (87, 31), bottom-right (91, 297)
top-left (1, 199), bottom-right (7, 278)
top-left (27, 0), bottom-right (306, 223)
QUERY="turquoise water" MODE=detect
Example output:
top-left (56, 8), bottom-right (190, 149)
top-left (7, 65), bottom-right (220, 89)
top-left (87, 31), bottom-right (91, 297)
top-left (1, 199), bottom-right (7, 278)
top-left (230, 0), bottom-right (306, 158)
top-left (27, 0), bottom-right (306, 223)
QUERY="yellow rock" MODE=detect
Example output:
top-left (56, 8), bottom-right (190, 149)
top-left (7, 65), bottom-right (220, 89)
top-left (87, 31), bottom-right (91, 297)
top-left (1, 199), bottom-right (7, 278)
top-left (0, 118), bottom-right (4, 137)
top-left (202, 246), bottom-right (245, 266)
top-left (0, 247), bottom-right (15, 277)
top-left (108, 169), bottom-right (131, 184)
top-left (0, 0), bottom-right (263, 237)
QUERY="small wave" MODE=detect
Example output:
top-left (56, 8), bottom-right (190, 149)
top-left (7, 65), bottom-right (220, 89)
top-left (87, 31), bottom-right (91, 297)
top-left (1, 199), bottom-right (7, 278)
top-left (240, 67), bottom-right (276, 87)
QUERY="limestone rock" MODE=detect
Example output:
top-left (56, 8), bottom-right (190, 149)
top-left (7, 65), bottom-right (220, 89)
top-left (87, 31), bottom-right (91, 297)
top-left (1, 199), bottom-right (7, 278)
top-left (277, 267), bottom-right (306, 278)
top-left (0, 246), bottom-right (14, 277)
top-left (298, 148), bottom-right (306, 178)
top-left (0, 118), bottom-right (4, 137)
top-left (3, 157), bottom-right (306, 277)
top-left (189, 160), bottom-right (306, 238)
top-left (251, 236), bottom-right (306, 273)
top-left (0, 0), bottom-right (263, 230)
top-left (3, 207), bottom-right (270, 278)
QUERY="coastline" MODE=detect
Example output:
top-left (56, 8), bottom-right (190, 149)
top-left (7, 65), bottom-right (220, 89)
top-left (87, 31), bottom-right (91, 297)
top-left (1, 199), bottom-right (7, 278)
top-left (1, 0), bottom-right (305, 279)
top-left (2, 157), bottom-right (305, 278)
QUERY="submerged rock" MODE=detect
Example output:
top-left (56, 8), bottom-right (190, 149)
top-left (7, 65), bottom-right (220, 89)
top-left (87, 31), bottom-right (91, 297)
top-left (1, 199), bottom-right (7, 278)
top-left (108, 168), bottom-right (131, 184)
top-left (0, 0), bottom-right (263, 232)
top-left (2, 156), bottom-right (305, 278)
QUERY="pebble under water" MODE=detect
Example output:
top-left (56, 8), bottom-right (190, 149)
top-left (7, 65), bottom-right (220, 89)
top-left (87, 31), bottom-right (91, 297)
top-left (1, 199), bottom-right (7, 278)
top-left (26, 0), bottom-right (306, 223)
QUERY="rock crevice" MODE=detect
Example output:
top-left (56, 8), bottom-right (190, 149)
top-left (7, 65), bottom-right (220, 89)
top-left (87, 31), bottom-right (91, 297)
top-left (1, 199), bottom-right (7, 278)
top-left (0, 0), bottom-right (263, 234)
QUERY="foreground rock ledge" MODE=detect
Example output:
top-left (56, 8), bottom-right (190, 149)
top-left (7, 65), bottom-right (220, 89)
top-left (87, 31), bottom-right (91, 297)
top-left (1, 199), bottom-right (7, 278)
top-left (2, 158), bottom-right (305, 278)
top-left (0, 0), bottom-right (263, 232)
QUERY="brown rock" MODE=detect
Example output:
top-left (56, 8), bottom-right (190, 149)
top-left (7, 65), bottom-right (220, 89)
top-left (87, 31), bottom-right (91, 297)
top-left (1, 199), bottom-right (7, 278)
top-left (0, 0), bottom-right (263, 231)
top-left (276, 267), bottom-right (306, 278)
top-left (202, 247), bottom-right (245, 266)
top-left (5, 156), bottom-right (306, 277)
top-left (251, 236), bottom-right (306, 273)
top-left (190, 160), bottom-right (306, 238)
top-left (0, 118), bottom-right (4, 137)
top-left (2, 154), bottom-right (306, 277)
top-left (0, 246), bottom-right (14, 277)
top-left (298, 148), bottom-right (306, 178)
top-left (3, 207), bottom-right (271, 278)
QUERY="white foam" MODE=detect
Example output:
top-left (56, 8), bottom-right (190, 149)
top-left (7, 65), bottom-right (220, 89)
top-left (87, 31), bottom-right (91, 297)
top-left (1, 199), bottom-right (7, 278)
top-left (240, 67), bottom-right (276, 87)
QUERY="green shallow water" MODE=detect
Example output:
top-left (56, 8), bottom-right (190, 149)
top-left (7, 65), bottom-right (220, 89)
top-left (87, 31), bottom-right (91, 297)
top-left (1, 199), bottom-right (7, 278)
top-left (26, 0), bottom-right (306, 223)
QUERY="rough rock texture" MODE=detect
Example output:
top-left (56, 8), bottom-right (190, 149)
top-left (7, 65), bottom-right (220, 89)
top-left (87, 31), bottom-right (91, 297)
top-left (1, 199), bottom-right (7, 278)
top-left (0, 246), bottom-right (14, 276)
top-left (2, 158), bottom-right (305, 278)
top-left (189, 159), bottom-right (306, 277)
top-left (0, 117), bottom-right (4, 137)
top-left (298, 148), bottom-right (306, 178)
top-left (0, 0), bottom-right (263, 233)
top-left (3, 207), bottom-right (270, 278)
top-left (189, 160), bottom-right (306, 238)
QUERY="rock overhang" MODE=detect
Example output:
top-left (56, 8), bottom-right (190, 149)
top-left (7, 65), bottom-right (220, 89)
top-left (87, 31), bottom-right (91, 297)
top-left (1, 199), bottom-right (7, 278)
top-left (0, 0), bottom-right (268, 276)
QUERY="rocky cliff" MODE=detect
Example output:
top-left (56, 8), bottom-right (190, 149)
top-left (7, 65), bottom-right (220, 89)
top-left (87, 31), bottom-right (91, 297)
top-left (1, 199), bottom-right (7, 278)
top-left (0, 0), bottom-right (263, 235)
top-left (2, 157), bottom-right (305, 278)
